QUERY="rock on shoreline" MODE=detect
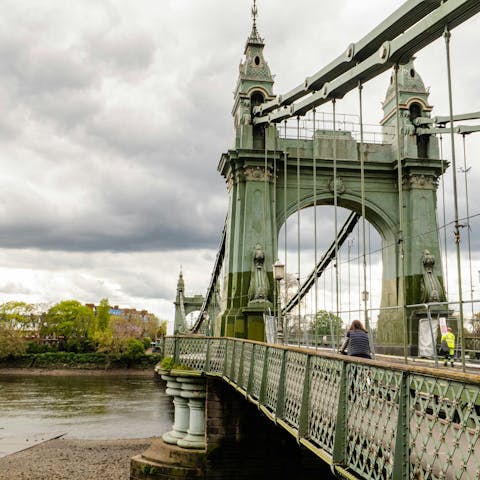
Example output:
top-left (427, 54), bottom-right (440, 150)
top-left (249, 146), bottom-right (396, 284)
top-left (0, 438), bottom-right (153, 480)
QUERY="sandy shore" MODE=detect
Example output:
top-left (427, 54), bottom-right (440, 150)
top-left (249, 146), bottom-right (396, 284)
top-left (0, 437), bottom-right (153, 480)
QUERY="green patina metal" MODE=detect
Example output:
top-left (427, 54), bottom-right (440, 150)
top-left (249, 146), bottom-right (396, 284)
top-left (215, 13), bottom-right (447, 351)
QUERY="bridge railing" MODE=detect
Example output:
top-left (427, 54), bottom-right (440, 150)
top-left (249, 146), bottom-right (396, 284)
top-left (162, 335), bottom-right (480, 480)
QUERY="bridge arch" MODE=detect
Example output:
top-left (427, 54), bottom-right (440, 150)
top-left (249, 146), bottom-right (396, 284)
top-left (280, 190), bottom-right (398, 243)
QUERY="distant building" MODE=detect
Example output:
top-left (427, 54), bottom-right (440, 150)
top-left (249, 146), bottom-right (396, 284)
top-left (85, 303), bottom-right (157, 325)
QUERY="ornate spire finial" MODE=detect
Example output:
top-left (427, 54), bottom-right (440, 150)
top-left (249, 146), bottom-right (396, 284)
top-left (248, 0), bottom-right (263, 44)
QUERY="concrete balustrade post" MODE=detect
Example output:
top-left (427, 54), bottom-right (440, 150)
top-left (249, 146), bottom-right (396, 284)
top-left (176, 375), bottom-right (206, 450)
top-left (161, 373), bottom-right (189, 445)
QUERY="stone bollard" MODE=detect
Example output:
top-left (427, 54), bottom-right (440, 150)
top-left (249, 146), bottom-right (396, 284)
top-left (161, 373), bottom-right (189, 445)
top-left (176, 375), bottom-right (206, 449)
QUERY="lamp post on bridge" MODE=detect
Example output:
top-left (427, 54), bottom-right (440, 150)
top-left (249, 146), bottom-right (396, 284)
top-left (273, 259), bottom-right (285, 344)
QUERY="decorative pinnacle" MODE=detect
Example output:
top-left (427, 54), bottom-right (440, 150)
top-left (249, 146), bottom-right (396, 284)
top-left (252, 0), bottom-right (258, 30)
top-left (248, 0), bottom-right (263, 44)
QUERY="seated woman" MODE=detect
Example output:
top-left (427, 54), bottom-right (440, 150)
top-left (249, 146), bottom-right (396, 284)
top-left (342, 320), bottom-right (372, 359)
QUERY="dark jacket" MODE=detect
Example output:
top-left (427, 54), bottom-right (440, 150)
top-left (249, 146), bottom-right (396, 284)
top-left (347, 330), bottom-right (371, 358)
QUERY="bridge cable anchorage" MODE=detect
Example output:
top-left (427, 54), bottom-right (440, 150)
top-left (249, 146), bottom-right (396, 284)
top-left (444, 24), bottom-right (466, 372)
top-left (252, 0), bottom-right (480, 125)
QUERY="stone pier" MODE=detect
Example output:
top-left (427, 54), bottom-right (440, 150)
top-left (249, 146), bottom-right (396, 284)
top-left (130, 370), bottom-right (332, 479)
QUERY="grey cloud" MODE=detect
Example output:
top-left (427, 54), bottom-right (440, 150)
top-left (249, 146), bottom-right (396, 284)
top-left (0, 282), bottom-right (33, 295)
top-left (0, 38), bottom-right (96, 95)
top-left (86, 31), bottom-right (156, 73)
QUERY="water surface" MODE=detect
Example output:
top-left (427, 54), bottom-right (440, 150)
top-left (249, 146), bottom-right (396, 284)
top-left (0, 373), bottom-right (173, 439)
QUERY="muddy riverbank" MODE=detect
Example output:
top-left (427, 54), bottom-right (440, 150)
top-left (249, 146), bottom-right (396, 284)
top-left (0, 437), bottom-right (153, 480)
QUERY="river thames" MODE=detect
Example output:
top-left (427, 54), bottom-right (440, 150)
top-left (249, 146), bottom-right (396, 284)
top-left (0, 372), bottom-right (172, 440)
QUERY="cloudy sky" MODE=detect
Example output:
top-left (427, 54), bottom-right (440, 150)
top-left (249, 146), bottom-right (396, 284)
top-left (0, 0), bottom-right (478, 329)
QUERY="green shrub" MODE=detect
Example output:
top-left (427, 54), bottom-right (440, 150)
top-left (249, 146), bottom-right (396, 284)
top-left (160, 356), bottom-right (174, 371)
top-left (122, 338), bottom-right (145, 361)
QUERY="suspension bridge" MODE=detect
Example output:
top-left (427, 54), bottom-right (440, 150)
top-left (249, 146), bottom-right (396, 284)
top-left (133, 1), bottom-right (480, 479)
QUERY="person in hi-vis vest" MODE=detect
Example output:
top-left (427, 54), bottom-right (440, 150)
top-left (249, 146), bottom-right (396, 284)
top-left (441, 327), bottom-right (455, 367)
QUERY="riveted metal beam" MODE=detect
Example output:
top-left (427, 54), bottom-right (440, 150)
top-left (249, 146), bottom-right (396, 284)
top-left (255, 0), bottom-right (443, 116)
top-left (414, 111), bottom-right (480, 125)
top-left (416, 124), bottom-right (480, 135)
top-left (254, 0), bottom-right (480, 125)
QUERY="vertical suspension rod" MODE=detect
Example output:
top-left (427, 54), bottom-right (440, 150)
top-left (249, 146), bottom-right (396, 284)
top-left (440, 134), bottom-right (449, 296)
top-left (313, 109), bottom-right (319, 348)
top-left (297, 116), bottom-right (301, 346)
top-left (444, 27), bottom-right (465, 371)
top-left (333, 100), bottom-right (340, 323)
top-left (394, 64), bottom-right (408, 364)
top-left (462, 134), bottom-right (473, 318)
top-left (273, 125), bottom-right (278, 330)
top-left (358, 82), bottom-right (374, 357)
top-left (283, 120), bottom-right (288, 342)
top-left (264, 124), bottom-right (268, 265)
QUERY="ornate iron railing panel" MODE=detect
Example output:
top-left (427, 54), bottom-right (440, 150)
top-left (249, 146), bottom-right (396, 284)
top-left (241, 342), bottom-right (253, 391)
top-left (176, 336), bottom-right (208, 371)
top-left (264, 347), bottom-right (283, 412)
top-left (207, 338), bottom-right (226, 374)
top-left (225, 339), bottom-right (235, 378)
top-left (231, 341), bottom-right (242, 383)
top-left (308, 355), bottom-right (342, 452)
top-left (345, 364), bottom-right (401, 480)
top-left (409, 374), bottom-right (480, 480)
top-left (283, 350), bottom-right (307, 429)
top-left (165, 336), bottom-right (480, 480)
top-left (251, 344), bottom-right (266, 400)
top-left (164, 337), bottom-right (175, 359)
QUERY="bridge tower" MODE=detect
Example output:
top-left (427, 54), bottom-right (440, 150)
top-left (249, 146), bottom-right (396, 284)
top-left (215, 7), bottom-right (447, 352)
top-left (174, 270), bottom-right (204, 334)
top-left (376, 60), bottom-right (448, 352)
top-left (215, 3), bottom-right (278, 340)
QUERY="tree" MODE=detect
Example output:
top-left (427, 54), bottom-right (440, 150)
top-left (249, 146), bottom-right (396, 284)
top-left (143, 315), bottom-right (159, 339)
top-left (0, 327), bottom-right (26, 358)
top-left (0, 301), bottom-right (39, 333)
top-left (157, 320), bottom-right (168, 337)
top-left (309, 310), bottom-right (344, 338)
top-left (96, 298), bottom-right (110, 332)
top-left (42, 300), bottom-right (95, 351)
top-left (0, 302), bottom-right (37, 358)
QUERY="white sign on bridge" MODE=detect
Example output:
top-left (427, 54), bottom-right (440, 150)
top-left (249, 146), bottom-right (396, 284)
top-left (264, 314), bottom-right (277, 344)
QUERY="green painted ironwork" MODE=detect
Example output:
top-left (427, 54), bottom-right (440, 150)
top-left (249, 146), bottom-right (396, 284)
top-left (168, 335), bottom-right (480, 479)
